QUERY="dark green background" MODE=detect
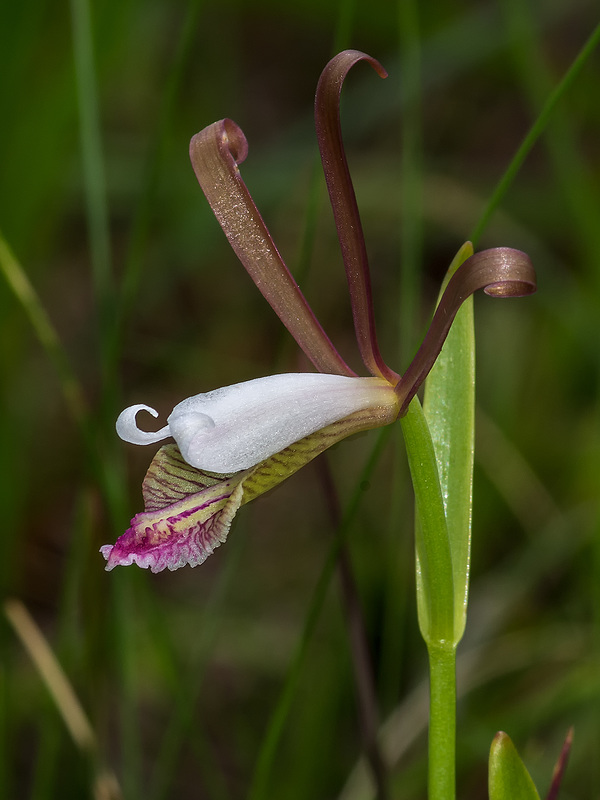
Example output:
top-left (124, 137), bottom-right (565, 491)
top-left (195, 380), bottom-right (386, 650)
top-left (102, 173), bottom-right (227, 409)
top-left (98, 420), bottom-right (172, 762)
top-left (0, 0), bottom-right (598, 797)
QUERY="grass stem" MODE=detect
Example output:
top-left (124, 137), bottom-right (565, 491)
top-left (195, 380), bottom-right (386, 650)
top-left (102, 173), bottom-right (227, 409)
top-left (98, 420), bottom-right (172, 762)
top-left (248, 428), bottom-right (393, 800)
top-left (427, 641), bottom-right (457, 800)
top-left (318, 456), bottom-right (389, 800)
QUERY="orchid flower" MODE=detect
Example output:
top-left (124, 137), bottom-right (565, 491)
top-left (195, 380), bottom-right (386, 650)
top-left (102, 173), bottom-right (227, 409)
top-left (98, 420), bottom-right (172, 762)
top-left (101, 50), bottom-right (536, 573)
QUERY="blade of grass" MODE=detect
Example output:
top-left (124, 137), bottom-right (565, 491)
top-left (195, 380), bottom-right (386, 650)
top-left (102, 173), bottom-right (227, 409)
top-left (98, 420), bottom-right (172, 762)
top-left (378, 0), bottom-right (424, 729)
top-left (470, 20), bottom-right (600, 245)
top-left (423, 242), bottom-right (475, 644)
top-left (5, 598), bottom-right (121, 799)
top-left (489, 732), bottom-right (541, 800)
top-left (368, 0), bottom-right (423, 718)
top-left (0, 233), bottom-right (88, 431)
top-left (339, 507), bottom-right (586, 800)
top-left (397, 0), bottom-right (423, 361)
top-left (69, 0), bottom-right (113, 362)
top-left (0, 234), bottom-right (125, 512)
top-left (0, 232), bottom-right (135, 799)
top-left (247, 426), bottom-right (393, 800)
top-left (4, 599), bottom-right (97, 751)
top-left (0, 215), bottom-right (134, 800)
top-left (501, 0), bottom-right (600, 267)
top-left (317, 455), bottom-right (389, 800)
top-left (149, 521), bottom-right (248, 800)
top-left (113, 0), bottom-right (205, 360)
top-left (377, 425), bottom-right (412, 710)
top-left (332, 0), bottom-right (357, 52)
top-left (32, 491), bottom-right (97, 800)
top-left (69, 2), bottom-right (155, 795)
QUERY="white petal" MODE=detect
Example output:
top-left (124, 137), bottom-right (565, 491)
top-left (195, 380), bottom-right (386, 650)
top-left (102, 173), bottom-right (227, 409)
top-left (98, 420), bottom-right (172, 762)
top-left (166, 373), bottom-right (393, 472)
top-left (116, 404), bottom-right (171, 445)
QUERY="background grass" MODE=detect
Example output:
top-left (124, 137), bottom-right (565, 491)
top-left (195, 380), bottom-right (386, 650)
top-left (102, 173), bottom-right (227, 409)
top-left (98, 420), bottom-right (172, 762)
top-left (1, 0), bottom-right (599, 798)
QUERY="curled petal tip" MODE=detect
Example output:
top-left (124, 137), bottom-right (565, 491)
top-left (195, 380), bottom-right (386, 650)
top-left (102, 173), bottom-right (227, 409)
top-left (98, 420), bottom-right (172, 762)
top-left (479, 247), bottom-right (537, 297)
top-left (484, 280), bottom-right (535, 297)
top-left (116, 404), bottom-right (170, 445)
top-left (221, 118), bottom-right (249, 164)
top-left (395, 246), bottom-right (537, 414)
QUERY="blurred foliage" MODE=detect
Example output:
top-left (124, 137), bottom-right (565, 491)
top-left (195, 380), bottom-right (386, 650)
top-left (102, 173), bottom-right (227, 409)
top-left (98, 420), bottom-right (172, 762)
top-left (0, 0), bottom-right (599, 798)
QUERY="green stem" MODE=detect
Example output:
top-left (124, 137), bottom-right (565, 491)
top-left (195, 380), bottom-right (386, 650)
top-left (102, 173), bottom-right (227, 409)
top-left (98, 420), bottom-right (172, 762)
top-left (427, 641), bottom-right (457, 800)
top-left (400, 399), bottom-right (456, 800)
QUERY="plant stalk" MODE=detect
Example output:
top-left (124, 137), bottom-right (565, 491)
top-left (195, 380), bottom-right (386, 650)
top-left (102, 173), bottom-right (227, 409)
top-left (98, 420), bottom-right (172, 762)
top-left (400, 399), bottom-right (456, 800)
top-left (427, 640), bottom-right (457, 800)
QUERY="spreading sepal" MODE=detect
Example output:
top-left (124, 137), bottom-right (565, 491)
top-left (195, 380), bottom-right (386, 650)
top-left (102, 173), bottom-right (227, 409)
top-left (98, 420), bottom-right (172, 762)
top-left (189, 120), bottom-right (353, 377)
top-left (315, 51), bottom-right (397, 384)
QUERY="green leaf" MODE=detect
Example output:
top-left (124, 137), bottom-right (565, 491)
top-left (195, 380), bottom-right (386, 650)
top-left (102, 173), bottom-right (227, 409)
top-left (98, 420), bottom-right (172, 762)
top-left (423, 241), bottom-right (474, 644)
top-left (401, 399), bottom-right (454, 645)
top-left (489, 732), bottom-right (541, 800)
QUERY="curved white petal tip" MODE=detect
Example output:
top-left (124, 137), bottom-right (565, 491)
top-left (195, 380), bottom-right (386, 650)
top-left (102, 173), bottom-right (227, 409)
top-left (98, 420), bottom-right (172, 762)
top-left (115, 374), bottom-right (398, 472)
top-left (116, 404), bottom-right (171, 445)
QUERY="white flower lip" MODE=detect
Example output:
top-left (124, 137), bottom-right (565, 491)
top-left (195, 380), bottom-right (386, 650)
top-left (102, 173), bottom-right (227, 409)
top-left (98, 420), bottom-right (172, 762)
top-left (116, 373), bottom-right (395, 473)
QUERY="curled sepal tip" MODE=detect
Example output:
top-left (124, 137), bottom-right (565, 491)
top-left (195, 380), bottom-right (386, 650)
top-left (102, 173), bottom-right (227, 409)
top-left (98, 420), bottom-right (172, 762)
top-left (396, 247), bottom-right (536, 414)
top-left (189, 119), bottom-right (354, 378)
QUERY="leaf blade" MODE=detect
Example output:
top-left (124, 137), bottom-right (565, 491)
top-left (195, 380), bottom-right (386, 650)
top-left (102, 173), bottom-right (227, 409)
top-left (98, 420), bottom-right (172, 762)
top-left (489, 732), bottom-right (541, 800)
top-left (423, 241), bottom-right (475, 643)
